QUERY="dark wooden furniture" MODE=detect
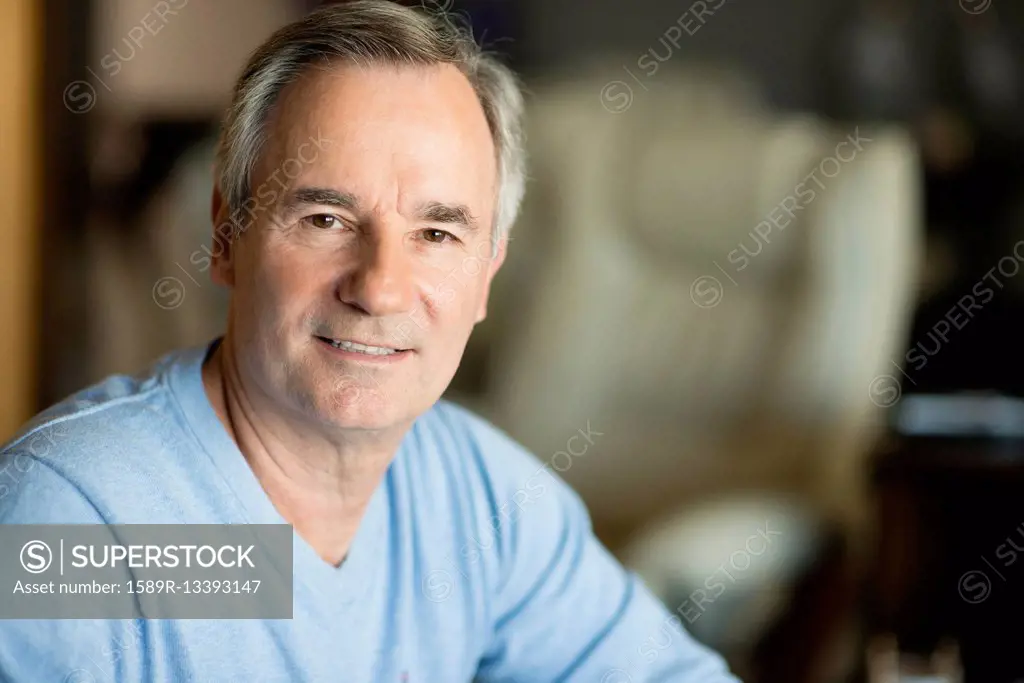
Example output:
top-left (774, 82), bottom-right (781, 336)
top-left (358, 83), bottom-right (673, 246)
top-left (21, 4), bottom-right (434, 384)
top-left (868, 434), bottom-right (1024, 683)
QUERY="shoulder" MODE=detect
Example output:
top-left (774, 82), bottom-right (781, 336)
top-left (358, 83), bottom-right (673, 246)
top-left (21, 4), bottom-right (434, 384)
top-left (412, 400), bottom-right (554, 499)
top-left (406, 400), bottom-right (597, 561)
top-left (414, 400), bottom-right (601, 503)
top-left (0, 349), bottom-right (190, 522)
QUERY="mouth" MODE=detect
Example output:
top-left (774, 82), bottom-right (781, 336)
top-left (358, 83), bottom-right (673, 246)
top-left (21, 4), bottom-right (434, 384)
top-left (314, 335), bottom-right (410, 358)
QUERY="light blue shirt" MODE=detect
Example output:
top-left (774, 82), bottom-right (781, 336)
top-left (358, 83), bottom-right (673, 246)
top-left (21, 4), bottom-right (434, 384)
top-left (0, 339), bottom-right (738, 682)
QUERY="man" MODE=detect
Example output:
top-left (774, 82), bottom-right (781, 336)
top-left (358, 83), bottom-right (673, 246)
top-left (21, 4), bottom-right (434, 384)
top-left (0, 2), bottom-right (739, 680)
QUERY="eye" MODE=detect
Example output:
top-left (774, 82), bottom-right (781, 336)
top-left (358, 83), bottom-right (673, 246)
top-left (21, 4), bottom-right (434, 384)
top-left (305, 214), bottom-right (341, 230)
top-left (422, 228), bottom-right (457, 244)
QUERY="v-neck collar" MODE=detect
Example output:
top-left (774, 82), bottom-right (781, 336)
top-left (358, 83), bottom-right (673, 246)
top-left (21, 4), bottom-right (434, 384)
top-left (166, 337), bottom-right (389, 611)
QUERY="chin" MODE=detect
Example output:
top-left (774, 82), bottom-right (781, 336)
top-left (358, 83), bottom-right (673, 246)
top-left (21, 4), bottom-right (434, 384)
top-left (310, 378), bottom-right (418, 432)
top-left (318, 391), bottom-right (394, 430)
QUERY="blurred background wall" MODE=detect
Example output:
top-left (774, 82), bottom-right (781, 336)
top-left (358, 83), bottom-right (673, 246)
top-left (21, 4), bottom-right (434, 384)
top-left (523, 0), bottom-right (844, 106)
top-left (0, 1), bottom-right (40, 439)
top-left (5, 1), bottom-right (1024, 681)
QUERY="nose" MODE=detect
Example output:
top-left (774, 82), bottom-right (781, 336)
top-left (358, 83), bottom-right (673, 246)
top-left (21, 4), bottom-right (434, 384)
top-left (337, 229), bottom-right (416, 317)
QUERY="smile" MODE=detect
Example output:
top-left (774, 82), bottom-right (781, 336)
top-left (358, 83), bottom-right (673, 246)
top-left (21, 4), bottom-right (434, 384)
top-left (315, 336), bottom-right (405, 356)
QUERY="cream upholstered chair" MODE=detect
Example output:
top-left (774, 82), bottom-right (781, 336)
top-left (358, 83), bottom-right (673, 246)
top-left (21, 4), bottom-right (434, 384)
top-left (461, 62), bottom-right (922, 673)
top-left (470, 61), bottom-right (922, 566)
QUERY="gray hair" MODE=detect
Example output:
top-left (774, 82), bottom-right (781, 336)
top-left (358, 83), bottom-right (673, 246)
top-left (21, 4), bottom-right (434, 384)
top-left (214, 0), bottom-right (527, 250)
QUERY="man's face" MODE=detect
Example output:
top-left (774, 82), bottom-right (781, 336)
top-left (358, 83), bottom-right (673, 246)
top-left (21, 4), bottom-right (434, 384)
top-left (210, 62), bottom-right (504, 432)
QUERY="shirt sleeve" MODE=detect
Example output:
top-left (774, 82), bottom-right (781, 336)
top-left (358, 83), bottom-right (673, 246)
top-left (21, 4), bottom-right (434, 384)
top-left (462, 413), bottom-right (742, 683)
top-left (0, 452), bottom-right (142, 683)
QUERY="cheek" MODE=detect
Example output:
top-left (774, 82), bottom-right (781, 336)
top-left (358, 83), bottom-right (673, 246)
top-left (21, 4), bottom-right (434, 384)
top-left (434, 271), bottom-right (487, 330)
top-left (240, 237), bottom-right (331, 320)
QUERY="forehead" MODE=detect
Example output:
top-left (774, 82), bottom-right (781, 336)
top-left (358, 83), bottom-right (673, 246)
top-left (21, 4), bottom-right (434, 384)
top-left (256, 62), bottom-right (497, 213)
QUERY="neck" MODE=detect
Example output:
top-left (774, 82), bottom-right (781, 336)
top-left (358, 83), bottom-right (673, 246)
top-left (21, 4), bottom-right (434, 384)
top-left (200, 335), bottom-right (404, 566)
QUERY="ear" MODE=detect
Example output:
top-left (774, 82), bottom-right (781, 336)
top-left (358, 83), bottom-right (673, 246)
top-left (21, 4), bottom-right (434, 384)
top-left (474, 237), bottom-right (508, 324)
top-left (209, 185), bottom-right (236, 288)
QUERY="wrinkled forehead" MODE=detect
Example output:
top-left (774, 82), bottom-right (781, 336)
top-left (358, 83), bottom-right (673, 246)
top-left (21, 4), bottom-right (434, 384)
top-left (252, 62), bottom-right (498, 222)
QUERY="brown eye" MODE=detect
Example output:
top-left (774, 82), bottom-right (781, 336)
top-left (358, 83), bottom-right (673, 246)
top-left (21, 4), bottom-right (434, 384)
top-left (308, 214), bottom-right (339, 229)
top-left (423, 229), bottom-right (452, 244)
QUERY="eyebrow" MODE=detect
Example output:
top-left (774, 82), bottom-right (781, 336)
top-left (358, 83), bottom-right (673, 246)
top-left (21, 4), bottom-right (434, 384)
top-left (281, 187), bottom-right (479, 232)
top-left (416, 201), bottom-right (480, 233)
top-left (281, 187), bottom-right (358, 212)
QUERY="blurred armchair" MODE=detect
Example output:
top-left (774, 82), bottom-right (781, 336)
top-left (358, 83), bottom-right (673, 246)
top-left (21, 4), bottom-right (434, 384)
top-left (462, 61), bottom-right (923, 678)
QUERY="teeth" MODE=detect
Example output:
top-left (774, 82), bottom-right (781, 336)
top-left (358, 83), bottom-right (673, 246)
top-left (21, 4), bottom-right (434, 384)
top-left (328, 339), bottom-right (396, 356)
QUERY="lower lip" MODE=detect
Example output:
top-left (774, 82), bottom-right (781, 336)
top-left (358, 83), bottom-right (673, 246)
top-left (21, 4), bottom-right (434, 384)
top-left (314, 336), bottom-right (412, 364)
